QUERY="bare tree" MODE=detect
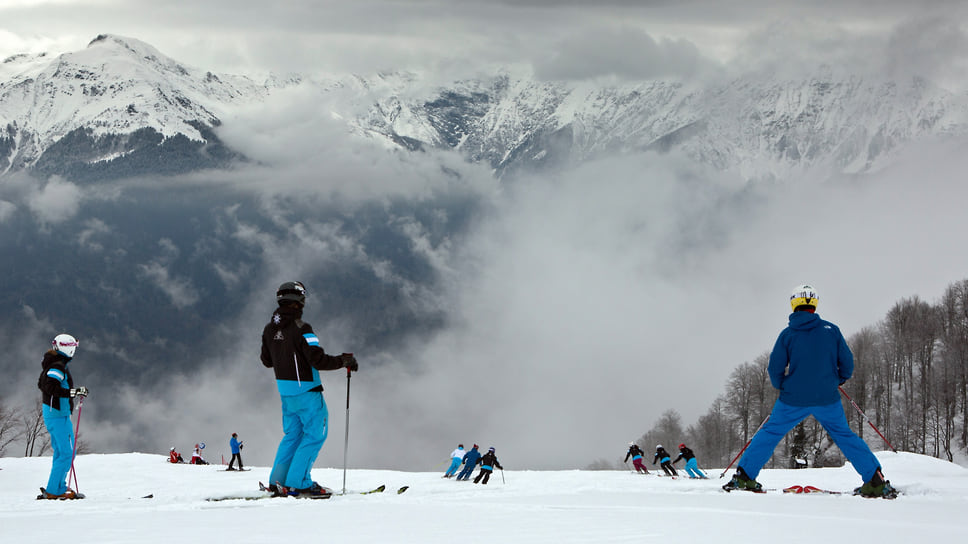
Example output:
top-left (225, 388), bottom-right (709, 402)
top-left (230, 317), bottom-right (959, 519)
top-left (22, 402), bottom-right (50, 457)
top-left (0, 401), bottom-right (24, 456)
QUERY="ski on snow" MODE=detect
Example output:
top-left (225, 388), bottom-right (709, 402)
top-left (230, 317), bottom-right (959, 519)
top-left (205, 482), bottom-right (406, 502)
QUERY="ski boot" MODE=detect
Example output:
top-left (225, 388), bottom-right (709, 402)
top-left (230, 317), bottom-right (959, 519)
top-left (722, 467), bottom-right (763, 493)
top-left (854, 468), bottom-right (898, 499)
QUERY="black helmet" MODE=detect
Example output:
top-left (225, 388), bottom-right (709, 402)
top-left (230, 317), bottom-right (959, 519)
top-left (277, 281), bottom-right (307, 305)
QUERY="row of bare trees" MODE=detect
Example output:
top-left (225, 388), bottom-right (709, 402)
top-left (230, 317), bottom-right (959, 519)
top-left (614, 278), bottom-right (968, 471)
top-left (0, 401), bottom-right (52, 458)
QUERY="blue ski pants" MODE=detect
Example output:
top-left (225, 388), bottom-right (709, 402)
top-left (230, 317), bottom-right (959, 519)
top-left (270, 390), bottom-right (328, 490)
top-left (444, 457), bottom-right (462, 477)
top-left (43, 411), bottom-right (74, 495)
top-left (456, 463), bottom-right (476, 480)
top-left (738, 399), bottom-right (880, 482)
top-left (683, 458), bottom-right (705, 479)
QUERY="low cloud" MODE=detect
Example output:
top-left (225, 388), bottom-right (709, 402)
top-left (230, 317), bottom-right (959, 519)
top-left (25, 176), bottom-right (82, 225)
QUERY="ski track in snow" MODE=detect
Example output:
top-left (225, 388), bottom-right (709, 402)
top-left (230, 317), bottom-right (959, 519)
top-left (1, 451), bottom-right (966, 543)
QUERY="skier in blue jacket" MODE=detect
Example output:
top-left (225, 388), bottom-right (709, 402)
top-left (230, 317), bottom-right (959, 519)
top-left (227, 433), bottom-right (244, 470)
top-left (724, 285), bottom-right (897, 498)
top-left (456, 444), bottom-right (481, 481)
top-left (37, 334), bottom-right (88, 499)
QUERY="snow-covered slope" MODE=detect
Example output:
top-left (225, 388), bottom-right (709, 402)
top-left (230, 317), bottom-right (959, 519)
top-left (2, 35), bottom-right (968, 182)
top-left (0, 451), bottom-right (965, 543)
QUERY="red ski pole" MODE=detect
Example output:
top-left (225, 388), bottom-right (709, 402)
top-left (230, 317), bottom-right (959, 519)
top-left (720, 414), bottom-right (769, 478)
top-left (68, 395), bottom-right (85, 492)
top-left (839, 386), bottom-right (897, 453)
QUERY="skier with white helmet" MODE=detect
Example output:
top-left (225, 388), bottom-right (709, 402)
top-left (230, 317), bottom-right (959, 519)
top-left (624, 442), bottom-right (649, 474)
top-left (724, 285), bottom-right (898, 498)
top-left (37, 334), bottom-right (87, 499)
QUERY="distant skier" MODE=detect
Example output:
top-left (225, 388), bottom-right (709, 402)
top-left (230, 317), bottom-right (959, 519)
top-left (443, 444), bottom-right (465, 478)
top-left (672, 444), bottom-right (707, 479)
top-left (37, 334), bottom-right (87, 499)
top-left (456, 444), bottom-right (481, 481)
top-left (261, 281), bottom-right (358, 497)
top-left (473, 447), bottom-right (503, 484)
top-left (227, 433), bottom-right (244, 470)
top-left (653, 445), bottom-right (677, 477)
top-left (169, 447), bottom-right (184, 463)
top-left (723, 285), bottom-right (898, 498)
top-left (191, 443), bottom-right (209, 465)
top-left (624, 443), bottom-right (650, 474)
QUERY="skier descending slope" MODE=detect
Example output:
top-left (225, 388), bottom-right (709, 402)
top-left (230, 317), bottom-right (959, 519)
top-left (261, 281), bottom-right (358, 497)
top-left (723, 285), bottom-right (898, 498)
top-left (37, 334), bottom-right (88, 500)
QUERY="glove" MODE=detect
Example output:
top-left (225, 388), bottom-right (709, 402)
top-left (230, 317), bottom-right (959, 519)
top-left (239, 443), bottom-right (244, 450)
top-left (70, 386), bottom-right (89, 398)
top-left (340, 353), bottom-right (359, 372)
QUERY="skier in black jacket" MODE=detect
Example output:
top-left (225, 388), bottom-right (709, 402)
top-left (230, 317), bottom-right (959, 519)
top-left (653, 445), bottom-right (677, 477)
top-left (672, 443), bottom-right (707, 479)
top-left (261, 281), bottom-right (358, 496)
top-left (38, 334), bottom-right (88, 499)
top-left (624, 443), bottom-right (649, 473)
top-left (473, 447), bottom-right (503, 484)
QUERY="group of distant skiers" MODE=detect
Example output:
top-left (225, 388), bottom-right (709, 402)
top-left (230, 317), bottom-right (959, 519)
top-left (442, 444), bottom-right (504, 484)
top-left (167, 433), bottom-right (244, 469)
top-left (625, 443), bottom-right (708, 479)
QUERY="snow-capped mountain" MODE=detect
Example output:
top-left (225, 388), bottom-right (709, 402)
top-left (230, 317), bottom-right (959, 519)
top-left (2, 34), bottom-right (967, 182)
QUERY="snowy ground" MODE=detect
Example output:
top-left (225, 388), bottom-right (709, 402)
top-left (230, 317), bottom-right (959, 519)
top-left (1, 451), bottom-right (966, 543)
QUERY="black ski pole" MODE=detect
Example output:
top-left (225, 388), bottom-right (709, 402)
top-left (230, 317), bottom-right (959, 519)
top-left (500, 467), bottom-right (505, 484)
top-left (720, 414), bottom-right (769, 479)
top-left (342, 366), bottom-right (351, 495)
top-left (839, 386), bottom-right (897, 452)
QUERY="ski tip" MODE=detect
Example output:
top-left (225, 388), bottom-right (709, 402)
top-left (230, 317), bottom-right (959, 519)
top-left (397, 486), bottom-right (409, 494)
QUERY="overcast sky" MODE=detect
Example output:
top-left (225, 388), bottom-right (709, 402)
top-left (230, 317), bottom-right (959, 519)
top-left (5, 0), bottom-right (968, 470)
top-left (2, 0), bottom-right (967, 85)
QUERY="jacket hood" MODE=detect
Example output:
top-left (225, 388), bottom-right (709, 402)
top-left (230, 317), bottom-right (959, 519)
top-left (788, 310), bottom-right (821, 331)
top-left (271, 304), bottom-right (303, 328)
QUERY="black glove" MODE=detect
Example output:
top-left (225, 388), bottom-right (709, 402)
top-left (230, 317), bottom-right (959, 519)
top-left (239, 443), bottom-right (244, 450)
top-left (70, 386), bottom-right (89, 398)
top-left (340, 353), bottom-right (358, 371)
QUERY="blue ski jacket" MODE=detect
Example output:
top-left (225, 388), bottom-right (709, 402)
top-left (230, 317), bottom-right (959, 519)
top-left (462, 447), bottom-right (481, 468)
top-left (230, 436), bottom-right (241, 454)
top-left (768, 311), bottom-right (853, 407)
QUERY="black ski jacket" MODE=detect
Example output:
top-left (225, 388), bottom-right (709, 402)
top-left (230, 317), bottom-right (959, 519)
top-left (479, 451), bottom-right (502, 471)
top-left (38, 351), bottom-right (75, 413)
top-left (654, 447), bottom-right (673, 464)
top-left (625, 445), bottom-right (645, 462)
top-left (261, 304), bottom-right (344, 396)
top-left (673, 447), bottom-right (697, 463)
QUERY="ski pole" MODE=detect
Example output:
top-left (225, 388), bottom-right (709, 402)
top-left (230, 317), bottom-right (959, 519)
top-left (839, 386), bottom-right (897, 452)
top-left (341, 366), bottom-right (352, 495)
top-left (68, 396), bottom-right (85, 492)
top-left (500, 468), bottom-right (505, 484)
top-left (720, 414), bottom-right (769, 479)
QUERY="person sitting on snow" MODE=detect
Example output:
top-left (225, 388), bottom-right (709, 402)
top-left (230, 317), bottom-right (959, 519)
top-left (169, 447), bottom-right (184, 463)
top-left (191, 443), bottom-right (209, 465)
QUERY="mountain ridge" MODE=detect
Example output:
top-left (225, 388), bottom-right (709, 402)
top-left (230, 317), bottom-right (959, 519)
top-left (2, 34), bottom-right (967, 182)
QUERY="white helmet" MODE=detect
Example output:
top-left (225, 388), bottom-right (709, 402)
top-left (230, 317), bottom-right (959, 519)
top-left (790, 284), bottom-right (819, 311)
top-left (52, 334), bottom-right (78, 358)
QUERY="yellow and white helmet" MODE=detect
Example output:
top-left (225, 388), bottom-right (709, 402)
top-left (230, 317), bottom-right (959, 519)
top-left (790, 284), bottom-right (819, 311)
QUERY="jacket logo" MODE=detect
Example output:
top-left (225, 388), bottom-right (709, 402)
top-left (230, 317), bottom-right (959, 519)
top-left (274, 331), bottom-right (284, 341)
top-left (273, 314), bottom-right (281, 324)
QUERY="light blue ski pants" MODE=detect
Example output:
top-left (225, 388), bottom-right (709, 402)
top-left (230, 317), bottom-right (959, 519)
top-left (269, 390), bottom-right (328, 490)
top-left (444, 457), bottom-right (462, 477)
top-left (738, 399), bottom-right (879, 482)
top-left (683, 458), bottom-right (706, 479)
top-left (43, 411), bottom-right (74, 495)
